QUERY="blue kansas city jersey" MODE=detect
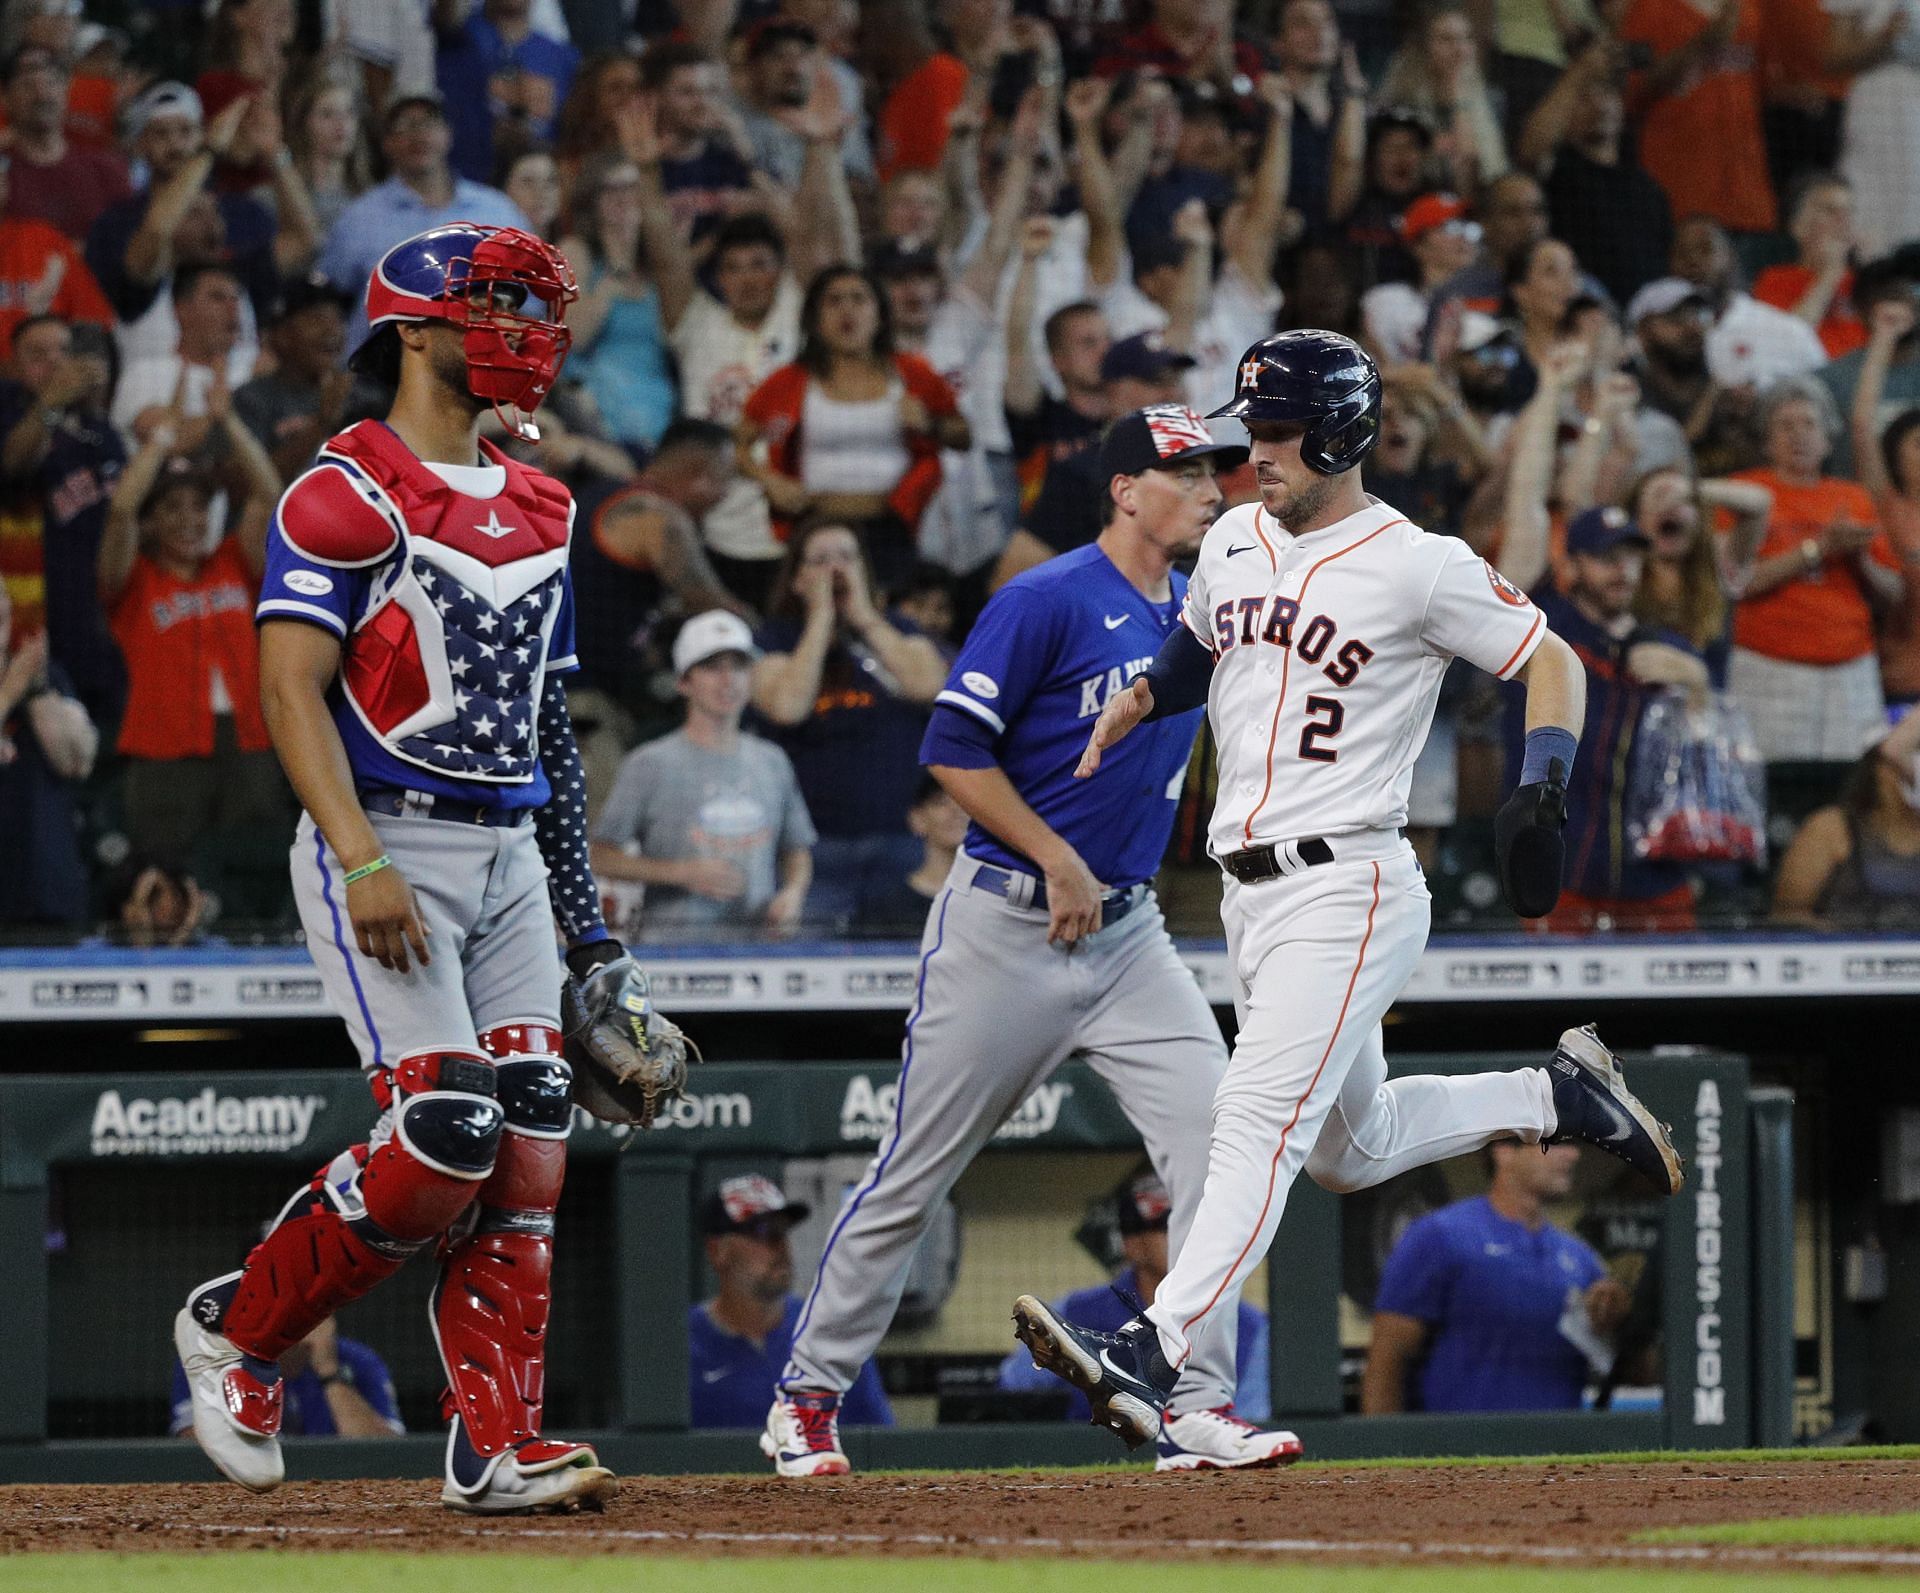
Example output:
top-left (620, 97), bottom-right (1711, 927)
top-left (922, 544), bottom-right (1203, 889)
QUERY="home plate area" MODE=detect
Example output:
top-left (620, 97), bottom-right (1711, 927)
top-left (9, 1460), bottom-right (1920, 1573)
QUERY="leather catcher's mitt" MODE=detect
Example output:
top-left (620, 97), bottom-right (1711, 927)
top-left (560, 944), bottom-right (699, 1129)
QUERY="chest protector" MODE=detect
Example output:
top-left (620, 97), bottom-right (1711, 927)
top-left (323, 421), bottom-right (573, 784)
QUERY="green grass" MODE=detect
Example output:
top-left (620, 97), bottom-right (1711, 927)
top-left (1639, 1511), bottom-right (1920, 1547)
top-left (0, 1558), bottom-right (1887, 1593)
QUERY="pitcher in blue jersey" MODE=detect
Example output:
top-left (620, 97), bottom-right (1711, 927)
top-left (761, 406), bottom-right (1303, 1478)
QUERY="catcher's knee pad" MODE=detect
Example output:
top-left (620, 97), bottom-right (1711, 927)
top-left (221, 1053), bottom-right (500, 1362)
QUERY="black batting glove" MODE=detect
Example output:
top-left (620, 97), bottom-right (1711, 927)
top-left (1494, 757), bottom-right (1569, 919)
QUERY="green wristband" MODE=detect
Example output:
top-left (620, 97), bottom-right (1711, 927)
top-left (341, 854), bottom-right (392, 887)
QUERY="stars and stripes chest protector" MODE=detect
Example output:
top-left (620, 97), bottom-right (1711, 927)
top-left (323, 422), bottom-right (572, 784)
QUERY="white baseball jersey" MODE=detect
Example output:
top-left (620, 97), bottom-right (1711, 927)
top-left (1183, 497), bottom-right (1546, 859)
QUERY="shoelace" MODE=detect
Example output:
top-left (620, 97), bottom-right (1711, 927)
top-left (792, 1399), bottom-right (841, 1451)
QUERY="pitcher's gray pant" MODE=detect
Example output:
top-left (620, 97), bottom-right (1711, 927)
top-left (781, 854), bottom-right (1243, 1413)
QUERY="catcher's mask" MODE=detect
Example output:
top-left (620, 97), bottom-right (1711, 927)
top-left (352, 222), bottom-right (578, 440)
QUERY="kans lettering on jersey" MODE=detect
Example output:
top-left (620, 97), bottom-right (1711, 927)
top-left (1211, 594), bottom-right (1375, 686)
top-left (1078, 654), bottom-right (1157, 718)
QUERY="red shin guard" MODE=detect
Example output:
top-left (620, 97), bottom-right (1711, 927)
top-left (434, 1129), bottom-right (569, 1455)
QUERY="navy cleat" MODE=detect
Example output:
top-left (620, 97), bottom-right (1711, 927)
top-left (1545, 1024), bottom-right (1684, 1194)
top-left (1011, 1296), bottom-right (1176, 1449)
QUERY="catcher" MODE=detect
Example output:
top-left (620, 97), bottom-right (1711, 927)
top-left (170, 222), bottom-right (693, 1515)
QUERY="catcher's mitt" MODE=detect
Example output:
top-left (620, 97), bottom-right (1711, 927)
top-left (560, 943), bottom-right (700, 1130)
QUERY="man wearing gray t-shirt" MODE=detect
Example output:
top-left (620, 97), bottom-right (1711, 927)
top-left (591, 611), bottom-right (815, 938)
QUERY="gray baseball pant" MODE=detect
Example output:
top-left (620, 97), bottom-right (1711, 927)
top-left (781, 854), bottom-right (1244, 1413)
top-left (290, 809), bottom-right (564, 1070)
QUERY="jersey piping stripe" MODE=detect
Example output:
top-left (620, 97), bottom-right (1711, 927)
top-left (1242, 518), bottom-right (1405, 844)
top-left (1496, 610), bottom-right (1545, 679)
top-left (1177, 860), bottom-right (1382, 1353)
top-left (934, 689), bottom-right (1007, 735)
top-left (1251, 508), bottom-right (1277, 571)
top-left (312, 829), bottom-right (383, 1069)
top-left (780, 886), bottom-right (953, 1389)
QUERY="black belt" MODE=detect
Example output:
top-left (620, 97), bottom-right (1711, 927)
top-left (360, 787), bottom-right (533, 827)
top-left (969, 863), bottom-right (1147, 929)
top-left (1220, 835), bottom-right (1336, 884)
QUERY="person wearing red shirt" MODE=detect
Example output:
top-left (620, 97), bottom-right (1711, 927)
top-left (737, 265), bottom-right (968, 593)
top-left (1727, 376), bottom-right (1903, 763)
top-left (0, 44), bottom-right (130, 243)
top-left (0, 153), bottom-right (111, 352)
top-left (1752, 172), bottom-right (1867, 359)
top-left (1621, 0), bottom-right (1777, 235)
top-left (96, 376), bottom-right (286, 872)
top-left (1093, 0), bottom-right (1270, 93)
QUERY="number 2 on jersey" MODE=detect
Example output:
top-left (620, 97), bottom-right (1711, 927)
top-left (1299, 695), bottom-right (1343, 762)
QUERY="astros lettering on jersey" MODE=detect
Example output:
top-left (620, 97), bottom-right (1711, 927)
top-left (1183, 496), bottom-right (1544, 856)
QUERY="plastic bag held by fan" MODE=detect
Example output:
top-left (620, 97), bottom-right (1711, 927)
top-left (1626, 691), bottom-right (1767, 865)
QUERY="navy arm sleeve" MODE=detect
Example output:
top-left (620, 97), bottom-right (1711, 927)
top-left (534, 672), bottom-right (610, 948)
top-left (1141, 624), bottom-right (1215, 721)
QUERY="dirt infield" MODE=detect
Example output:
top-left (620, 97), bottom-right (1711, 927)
top-left (7, 1459), bottom-right (1920, 1574)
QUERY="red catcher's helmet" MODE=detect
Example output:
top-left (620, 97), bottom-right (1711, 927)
top-left (355, 222), bottom-right (578, 432)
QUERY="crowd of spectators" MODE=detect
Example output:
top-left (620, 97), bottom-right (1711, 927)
top-left (0, 0), bottom-right (1916, 942)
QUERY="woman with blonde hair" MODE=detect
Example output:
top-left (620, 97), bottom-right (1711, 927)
top-left (1629, 464), bottom-right (1772, 683)
top-left (1377, 4), bottom-right (1510, 195)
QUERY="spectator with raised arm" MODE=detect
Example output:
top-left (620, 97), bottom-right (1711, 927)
top-left (1669, 214), bottom-right (1828, 393)
top-left (1774, 706), bottom-right (1920, 928)
top-left (1727, 376), bottom-right (1902, 762)
top-left (0, 576), bottom-right (94, 928)
top-left (1621, 0), bottom-right (1777, 235)
top-left (1082, 71), bottom-right (1291, 431)
top-left (1631, 464), bottom-right (1774, 684)
top-left (1753, 173), bottom-right (1868, 359)
top-left (1377, 4), bottom-right (1510, 195)
top-left (1819, 252), bottom-right (1920, 477)
top-left (0, 152), bottom-right (112, 354)
top-left (1516, 41), bottom-right (1673, 308)
top-left (1340, 109), bottom-right (1437, 292)
top-left (735, 16), bottom-right (875, 191)
top-left (1821, 0), bottom-right (1920, 257)
top-left (1851, 298), bottom-right (1920, 705)
top-left (0, 317), bottom-right (125, 731)
top-left (640, 41), bottom-right (762, 244)
top-left (84, 86), bottom-right (294, 368)
top-left (1494, 347), bottom-right (1709, 931)
top-left (592, 610), bottom-right (814, 940)
top-left (750, 521), bottom-right (947, 927)
top-left (109, 263), bottom-right (256, 447)
top-left (1265, 0), bottom-right (1367, 237)
top-left (434, 0), bottom-right (580, 185)
top-left (97, 374), bottom-right (287, 874)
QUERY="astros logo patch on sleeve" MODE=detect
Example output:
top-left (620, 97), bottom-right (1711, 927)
top-left (1485, 562), bottom-right (1530, 608)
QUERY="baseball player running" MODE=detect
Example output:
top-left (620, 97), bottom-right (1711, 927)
top-left (1012, 331), bottom-right (1684, 1450)
top-left (171, 223), bottom-right (690, 1514)
top-left (764, 405), bottom-right (1303, 1477)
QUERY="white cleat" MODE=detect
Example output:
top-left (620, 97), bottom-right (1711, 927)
top-left (441, 1423), bottom-right (617, 1514)
top-left (1155, 1406), bottom-right (1305, 1471)
top-left (760, 1391), bottom-right (852, 1477)
top-left (172, 1279), bottom-right (285, 1495)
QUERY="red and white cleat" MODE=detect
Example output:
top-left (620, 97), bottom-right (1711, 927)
top-left (760, 1391), bottom-right (852, 1477)
top-left (441, 1421), bottom-right (617, 1514)
top-left (1155, 1406), bottom-right (1305, 1471)
top-left (173, 1274), bottom-right (286, 1494)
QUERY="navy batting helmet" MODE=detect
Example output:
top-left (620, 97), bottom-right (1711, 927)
top-left (1207, 330), bottom-right (1382, 475)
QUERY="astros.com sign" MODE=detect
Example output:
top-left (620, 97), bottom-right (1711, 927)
top-left (89, 1088), bottom-right (328, 1157)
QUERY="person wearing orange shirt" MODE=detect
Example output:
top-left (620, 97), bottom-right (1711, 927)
top-left (1727, 375), bottom-right (1903, 762)
top-left (1621, 0), bottom-right (1777, 235)
top-left (1850, 298), bottom-right (1920, 705)
top-left (1752, 173), bottom-right (1867, 360)
top-left (96, 373), bottom-right (287, 874)
top-left (0, 153), bottom-right (112, 352)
